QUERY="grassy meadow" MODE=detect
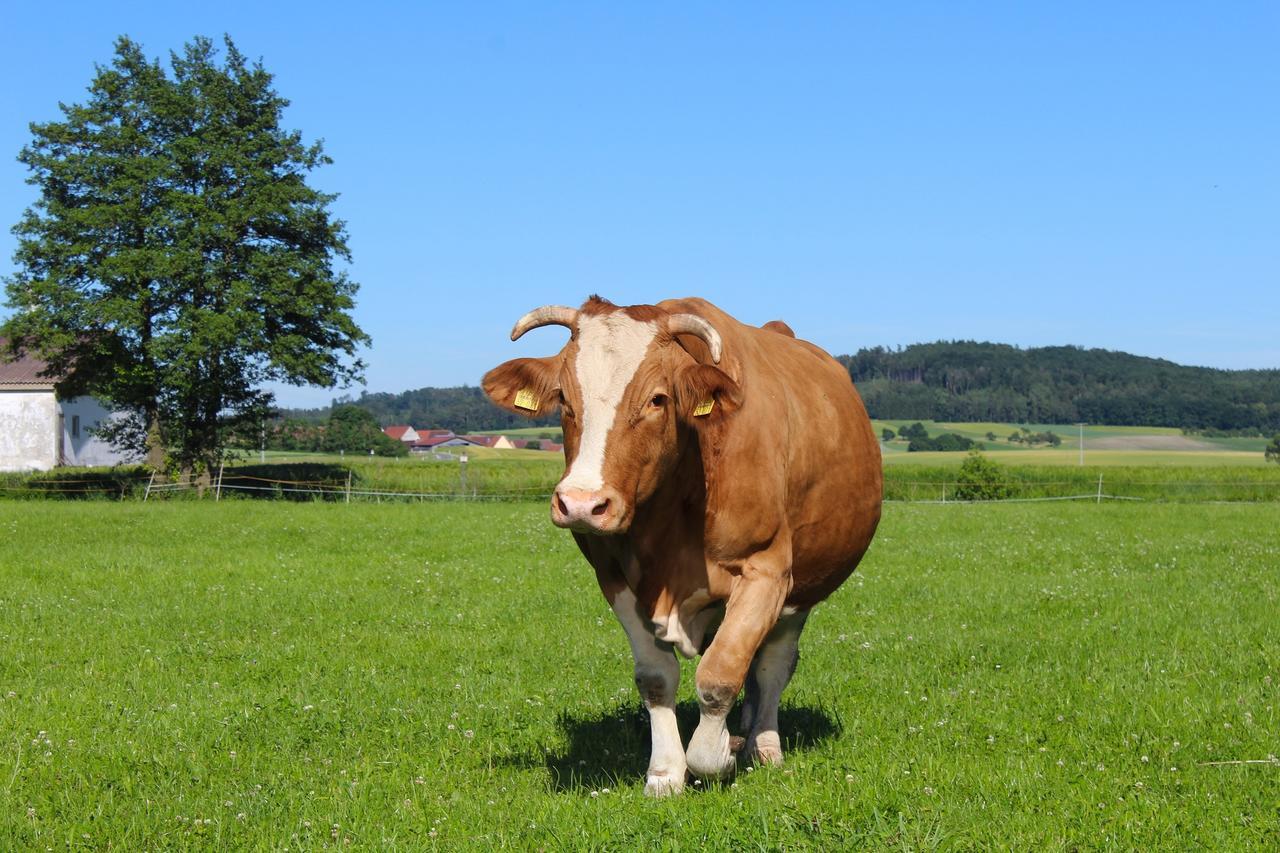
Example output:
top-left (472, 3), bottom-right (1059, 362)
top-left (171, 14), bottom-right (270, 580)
top-left (1, 500), bottom-right (1278, 848)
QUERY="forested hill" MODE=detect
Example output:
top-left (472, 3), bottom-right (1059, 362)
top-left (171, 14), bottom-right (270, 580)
top-left (285, 386), bottom-right (561, 431)
top-left (281, 343), bottom-right (1280, 433)
top-left (839, 342), bottom-right (1280, 431)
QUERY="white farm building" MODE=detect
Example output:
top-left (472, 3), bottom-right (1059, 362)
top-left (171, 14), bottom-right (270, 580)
top-left (0, 346), bottom-right (138, 472)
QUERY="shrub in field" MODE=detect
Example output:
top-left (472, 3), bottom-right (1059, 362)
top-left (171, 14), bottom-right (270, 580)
top-left (898, 422), bottom-right (929, 440)
top-left (1267, 434), bottom-right (1280, 464)
top-left (952, 450), bottom-right (1013, 500)
top-left (0, 466), bottom-right (150, 500)
top-left (908, 432), bottom-right (978, 452)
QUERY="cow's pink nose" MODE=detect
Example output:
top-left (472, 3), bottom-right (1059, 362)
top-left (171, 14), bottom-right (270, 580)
top-left (552, 487), bottom-right (623, 532)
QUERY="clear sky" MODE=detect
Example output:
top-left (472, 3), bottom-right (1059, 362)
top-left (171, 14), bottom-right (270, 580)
top-left (2, 3), bottom-right (1276, 408)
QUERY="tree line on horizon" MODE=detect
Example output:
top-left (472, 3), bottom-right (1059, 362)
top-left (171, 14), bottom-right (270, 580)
top-left (839, 341), bottom-right (1280, 433)
top-left (278, 341), bottom-right (1280, 435)
top-left (282, 386), bottom-right (560, 432)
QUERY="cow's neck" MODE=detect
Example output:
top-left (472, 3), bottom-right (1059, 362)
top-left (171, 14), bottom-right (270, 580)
top-left (617, 433), bottom-right (707, 586)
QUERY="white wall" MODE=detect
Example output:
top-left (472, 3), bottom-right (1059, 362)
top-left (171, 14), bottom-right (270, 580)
top-left (0, 390), bottom-right (58, 471)
top-left (59, 396), bottom-right (139, 467)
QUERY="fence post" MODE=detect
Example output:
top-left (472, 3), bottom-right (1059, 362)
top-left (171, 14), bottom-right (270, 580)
top-left (345, 469), bottom-right (352, 504)
top-left (215, 460), bottom-right (224, 501)
top-left (144, 470), bottom-right (156, 502)
top-left (1096, 473), bottom-right (1103, 504)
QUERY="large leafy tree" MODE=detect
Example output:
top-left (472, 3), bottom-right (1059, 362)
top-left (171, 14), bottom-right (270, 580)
top-left (3, 35), bottom-right (368, 473)
top-left (323, 404), bottom-right (407, 457)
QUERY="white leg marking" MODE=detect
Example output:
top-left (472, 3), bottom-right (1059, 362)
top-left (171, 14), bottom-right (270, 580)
top-left (559, 314), bottom-right (658, 493)
top-left (610, 588), bottom-right (686, 796)
top-left (686, 702), bottom-right (734, 780)
top-left (744, 610), bottom-right (808, 765)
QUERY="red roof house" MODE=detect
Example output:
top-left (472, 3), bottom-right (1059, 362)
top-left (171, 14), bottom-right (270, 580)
top-left (383, 425), bottom-right (420, 443)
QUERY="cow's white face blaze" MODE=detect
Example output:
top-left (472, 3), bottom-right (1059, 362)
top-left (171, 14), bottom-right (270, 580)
top-left (558, 311), bottom-right (659, 494)
top-left (553, 308), bottom-right (687, 535)
top-left (482, 298), bottom-right (740, 536)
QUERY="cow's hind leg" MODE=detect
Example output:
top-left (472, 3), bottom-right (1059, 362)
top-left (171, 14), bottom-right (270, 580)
top-left (609, 588), bottom-right (686, 796)
top-left (739, 608), bottom-right (808, 765)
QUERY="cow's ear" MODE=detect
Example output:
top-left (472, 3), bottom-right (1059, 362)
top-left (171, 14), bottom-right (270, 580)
top-left (482, 357), bottom-right (560, 418)
top-left (676, 363), bottom-right (742, 424)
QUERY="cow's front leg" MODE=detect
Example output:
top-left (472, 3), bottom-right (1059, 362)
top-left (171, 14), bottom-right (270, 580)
top-left (608, 587), bottom-right (686, 796)
top-left (686, 556), bottom-right (790, 780)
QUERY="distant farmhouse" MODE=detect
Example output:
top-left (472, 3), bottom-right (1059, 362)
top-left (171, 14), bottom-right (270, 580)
top-left (381, 425), bottom-right (562, 455)
top-left (382, 425), bottom-right (419, 445)
top-left (0, 344), bottom-right (140, 472)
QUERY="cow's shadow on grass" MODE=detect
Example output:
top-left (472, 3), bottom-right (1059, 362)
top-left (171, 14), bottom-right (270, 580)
top-left (515, 701), bottom-right (840, 793)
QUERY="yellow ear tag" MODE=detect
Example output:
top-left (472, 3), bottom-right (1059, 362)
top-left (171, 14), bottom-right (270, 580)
top-left (693, 397), bottom-right (716, 417)
top-left (514, 388), bottom-right (540, 412)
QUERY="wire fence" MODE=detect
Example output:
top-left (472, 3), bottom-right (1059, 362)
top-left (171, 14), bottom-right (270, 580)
top-left (4, 466), bottom-right (1280, 504)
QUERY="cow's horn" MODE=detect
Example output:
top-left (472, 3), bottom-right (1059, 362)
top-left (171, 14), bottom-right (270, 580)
top-left (510, 306), bottom-right (579, 341)
top-left (669, 314), bottom-right (723, 364)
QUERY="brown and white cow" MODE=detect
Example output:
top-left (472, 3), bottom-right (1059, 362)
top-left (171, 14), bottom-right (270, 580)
top-left (483, 296), bottom-right (881, 796)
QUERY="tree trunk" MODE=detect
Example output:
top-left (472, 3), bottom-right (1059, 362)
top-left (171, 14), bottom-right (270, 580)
top-left (145, 410), bottom-right (166, 470)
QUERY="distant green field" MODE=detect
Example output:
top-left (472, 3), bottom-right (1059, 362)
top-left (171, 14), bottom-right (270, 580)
top-left (1, 501), bottom-right (1277, 848)
top-left (472, 426), bottom-right (564, 441)
top-left (873, 420), bottom-right (1273, 467)
top-left (1198, 435), bottom-right (1271, 453)
top-left (885, 448), bottom-right (1269, 468)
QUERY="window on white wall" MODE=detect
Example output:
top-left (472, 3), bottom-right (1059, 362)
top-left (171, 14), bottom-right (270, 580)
top-left (71, 415), bottom-right (80, 438)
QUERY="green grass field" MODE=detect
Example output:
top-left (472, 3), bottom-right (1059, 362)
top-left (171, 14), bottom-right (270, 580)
top-left (2, 501), bottom-right (1278, 848)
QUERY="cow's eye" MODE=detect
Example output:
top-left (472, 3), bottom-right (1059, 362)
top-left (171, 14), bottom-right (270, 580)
top-left (649, 394), bottom-right (668, 408)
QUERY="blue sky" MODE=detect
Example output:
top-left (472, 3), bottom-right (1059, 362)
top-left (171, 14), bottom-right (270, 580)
top-left (2, 3), bottom-right (1277, 408)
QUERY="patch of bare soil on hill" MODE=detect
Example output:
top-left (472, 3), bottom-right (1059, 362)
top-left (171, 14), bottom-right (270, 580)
top-left (1088, 435), bottom-right (1218, 451)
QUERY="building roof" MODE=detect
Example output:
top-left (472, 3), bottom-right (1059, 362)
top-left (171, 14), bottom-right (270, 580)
top-left (0, 342), bottom-right (58, 389)
top-left (412, 434), bottom-right (461, 448)
top-left (383, 425), bottom-right (417, 440)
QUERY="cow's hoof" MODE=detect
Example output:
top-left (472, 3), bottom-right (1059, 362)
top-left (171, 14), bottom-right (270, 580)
top-left (643, 772), bottom-right (685, 797)
top-left (728, 735), bottom-right (746, 754)
top-left (749, 730), bottom-right (784, 766)
top-left (686, 726), bottom-right (735, 780)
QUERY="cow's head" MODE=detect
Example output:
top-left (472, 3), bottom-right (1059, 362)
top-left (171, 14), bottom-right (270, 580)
top-left (483, 297), bottom-right (741, 535)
